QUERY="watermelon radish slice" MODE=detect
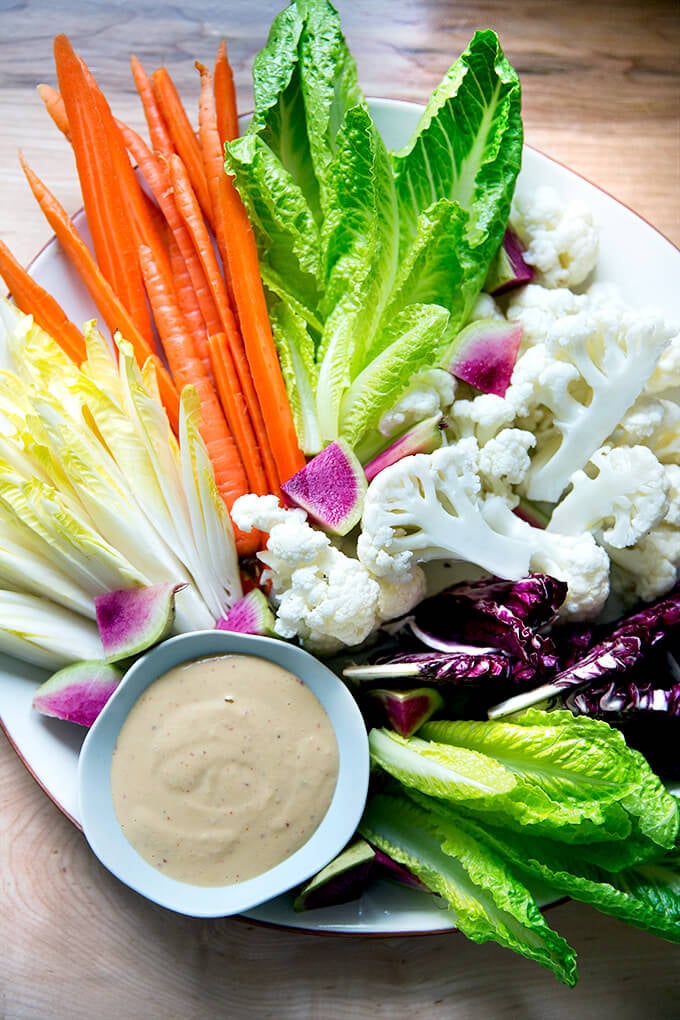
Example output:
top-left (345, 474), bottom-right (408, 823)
top-left (444, 318), bottom-right (522, 397)
top-left (484, 227), bottom-right (534, 295)
top-left (364, 413), bottom-right (445, 482)
top-left (95, 582), bottom-right (188, 662)
top-left (281, 438), bottom-right (367, 536)
top-left (32, 660), bottom-right (123, 727)
top-left (215, 587), bottom-right (276, 636)
top-left (365, 686), bottom-right (445, 737)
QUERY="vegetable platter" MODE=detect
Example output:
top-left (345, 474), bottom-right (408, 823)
top-left (0, 0), bottom-right (678, 989)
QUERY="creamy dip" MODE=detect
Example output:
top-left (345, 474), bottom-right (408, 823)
top-left (110, 654), bottom-right (339, 887)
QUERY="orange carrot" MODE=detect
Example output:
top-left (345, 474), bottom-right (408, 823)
top-left (192, 71), bottom-right (282, 495)
top-left (36, 83), bottom-right (70, 139)
top-left (0, 239), bottom-right (86, 363)
top-left (151, 65), bottom-right (214, 232)
top-left (216, 171), bottom-right (305, 484)
top-left (118, 121), bottom-right (223, 341)
top-left (136, 243), bottom-right (257, 554)
top-left (213, 39), bottom-right (239, 145)
top-left (195, 59), bottom-right (234, 300)
top-left (18, 154), bottom-right (179, 426)
top-left (53, 35), bottom-right (154, 346)
top-left (129, 55), bottom-right (173, 157)
top-left (166, 232), bottom-right (213, 375)
top-left (208, 332), bottom-right (269, 496)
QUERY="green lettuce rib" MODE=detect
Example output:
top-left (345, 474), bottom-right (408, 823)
top-left (359, 793), bottom-right (577, 986)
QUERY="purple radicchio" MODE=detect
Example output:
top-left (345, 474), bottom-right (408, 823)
top-left (406, 574), bottom-right (566, 676)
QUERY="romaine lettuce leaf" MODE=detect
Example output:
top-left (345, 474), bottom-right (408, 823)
top-left (225, 4), bottom-right (522, 455)
top-left (359, 792), bottom-right (578, 986)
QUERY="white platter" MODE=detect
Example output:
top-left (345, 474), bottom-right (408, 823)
top-left (1, 98), bottom-right (678, 934)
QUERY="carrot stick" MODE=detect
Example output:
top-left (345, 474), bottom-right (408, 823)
top-left (195, 60), bottom-right (234, 300)
top-left (17, 153), bottom-right (179, 426)
top-left (217, 171), bottom-right (305, 484)
top-left (53, 35), bottom-right (154, 346)
top-left (151, 65), bottom-right (214, 232)
top-left (166, 232), bottom-right (213, 375)
top-left (169, 151), bottom-right (279, 494)
top-left (213, 39), bottom-right (239, 145)
top-left (136, 243), bottom-right (256, 554)
top-left (208, 332), bottom-right (269, 496)
top-left (0, 239), bottom-right (86, 363)
top-left (118, 121), bottom-right (223, 342)
top-left (129, 55), bottom-right (173, 157)
top-left (36, 83), bottom-right (70, 139)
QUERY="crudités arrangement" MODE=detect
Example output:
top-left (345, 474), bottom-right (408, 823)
top-left (0, 0), bottom-right (678, 987)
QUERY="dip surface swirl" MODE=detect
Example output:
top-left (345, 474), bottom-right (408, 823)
top-left (111, 653), bottom-right (339, 886)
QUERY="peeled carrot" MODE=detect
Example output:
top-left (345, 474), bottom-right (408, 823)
top-left (216, 171), bottom-right (305, 484)
top-left (151, 65), bottom-right (214, 232)
top-left (137, 242), bottom-right (257, 556)
top-left (192, 73), bottom-right (280, 494)
top-left (0, 239), bottom-right (86, 363)
top-left (36, 83), bottom-right (70, 139)
top-left (208, 332), bottom-right (268, 496)
top-left (213, 39), bottom-right (239, 145)
top-left (118, 121), bottom-right (223, 345)
top-left (53, 35), bottom-right (155, 347)
top-left (18, 154), bottom-right (179, 426)
top-left (130, 55), bottom-right (173, 157)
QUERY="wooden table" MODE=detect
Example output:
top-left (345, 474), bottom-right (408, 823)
top-left (1, 2), bottom-right (679, 1017)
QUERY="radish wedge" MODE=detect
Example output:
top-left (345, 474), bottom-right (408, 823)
top-left (32, 660), bottom-right (122, 727)
top-left (444, 318), bottom-right (522, 397)
top-left (281, 438), bottom-right (367, 536)
top-left (366, 687), bottom-right (445, 737)
top-left (95, 582), bottom-right (188, 662)
top-left (215, 587), bottom-right (276, 636)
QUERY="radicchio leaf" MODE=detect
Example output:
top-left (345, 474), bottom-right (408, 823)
top-left (408, 574), bottom-right (566, 675)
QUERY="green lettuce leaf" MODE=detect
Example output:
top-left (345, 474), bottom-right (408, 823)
top-left (359, 792), bottom-right (577, 986)
top-left (441, 810), bottom-right (680, 944)
top-left (225, 5), bottom-right (523, 455)
top-left (422, 711), bottom-right (679, 851)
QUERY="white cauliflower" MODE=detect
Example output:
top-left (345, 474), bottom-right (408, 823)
top-left (510, 184), bottom-right (599, 289)
top-left (608, 526), bottom-right (680, 606)
top-left (449, 391), bottom-right (516, 446)
top-left (506, 305), bottom-right (674, 502)
top-left (230, 494), bottom-right (423, 654)
top-left (377, 368), bottom-right (456, 439)
top-left (477, 428), bottom-right (536, 498)
top-left (466, 292), bottom-right (505, 323)
top-left (610, 394), bottom-right (680, 466)
top-left (645, 331), bottom-right (680, 395)
top-left (505, 284), bottom-right (587, 352)
top-left (357, 439), bottom-right (534, 583)
top-left (547, 445), bottom-right (669, 549)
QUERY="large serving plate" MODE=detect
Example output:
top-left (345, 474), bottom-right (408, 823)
top-left (1, 99), bottom-right (678, 934)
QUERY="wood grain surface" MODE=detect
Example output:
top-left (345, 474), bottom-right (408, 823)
top-left (1, 2), bottom-right (679, 1018)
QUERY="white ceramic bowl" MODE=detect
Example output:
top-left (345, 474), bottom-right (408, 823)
top-left (78, 630), bottom-right (369, 917)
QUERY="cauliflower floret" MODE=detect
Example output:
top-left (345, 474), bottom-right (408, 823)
top-left (477, 428), bottom-right (536, 499)
top-left (449, 392), bottom-right (516, 446)
top-left (232, 494), bottom-right (382, 654)
top-left (510, 184), bottom-right (599, 289)
top-left (374, 565), bottom-right (428, 622)
top-left (608, 526), bottom-right (680, 606)
top-left (645, 331), bottom-right (680, 395)
top-left (547, 445), bottom-right (669, 549)
top-left (481, 496), bottom-right (611, 621)
top-left (505, 306), bottom-right (674, 502)
top-left (466, 292), bottom-right (504, 323)
top-left (609, 395), bottom-right (680, 466)
top-left (506, 283), bottom-right (587, 352)
top-left (378, 368), bottom-right (456, 439)
top-left (357, 439), bottom-right (533, 583)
